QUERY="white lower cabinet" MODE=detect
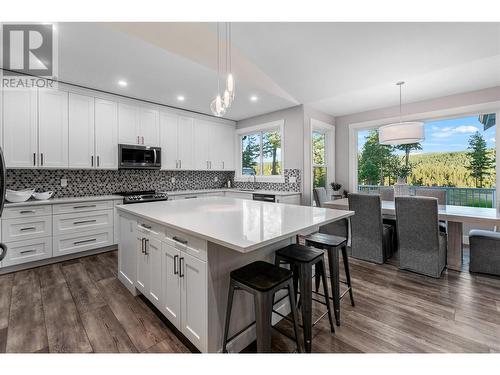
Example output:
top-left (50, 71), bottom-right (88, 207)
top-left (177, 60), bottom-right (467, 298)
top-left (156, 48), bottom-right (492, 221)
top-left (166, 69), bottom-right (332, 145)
top-left (127, 219), bottom-right (208, 352)
top-left (118, 214), bottom-right (137, 290)
top-left (162, 242), bottom-right (181, 328)
top-left (180, 251), bottom-right (207, 352)
top-left (2, 237), bottom-right (52, 267)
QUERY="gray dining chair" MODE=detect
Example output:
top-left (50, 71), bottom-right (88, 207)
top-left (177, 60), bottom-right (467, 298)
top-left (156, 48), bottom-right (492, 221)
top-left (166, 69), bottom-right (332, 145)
top-left (415, 188), bottom-right (447, 233)
top-left (379, 187), bottom-right (394, 202)
top-left (348, 193), bottom-right (394, 264)
top-left (314, 187), bottom-right (348, 238)
top-left (395, 196), bottom-right (447, 278)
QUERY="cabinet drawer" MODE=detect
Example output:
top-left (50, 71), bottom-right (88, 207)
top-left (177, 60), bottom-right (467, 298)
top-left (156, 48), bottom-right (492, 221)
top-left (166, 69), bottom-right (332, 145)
top-left (165, 227), bottom-right (207, 261)
top-left (2, 215), bottom-right (52, 242)
top-left (53, 209), bottom-right (113, 236)
top-left (52, 200), bottom-right (114, 214)
top-left (136, 220), bottom-right (165, 241)
top-left (3, 237), bottom-right (52, 267)
top-left (53, 228), bottom-right (114, 256)
top-left (2, 204), bottom-right (52, 219)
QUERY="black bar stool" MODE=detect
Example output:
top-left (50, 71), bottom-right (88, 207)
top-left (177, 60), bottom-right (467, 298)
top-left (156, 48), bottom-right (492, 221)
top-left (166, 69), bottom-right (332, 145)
top-left (222, 261), bottom-right (301, 353)
top-left (275, 244), bottom-right (335, 353)
top-left (305, 233), bottom-right (355, 326)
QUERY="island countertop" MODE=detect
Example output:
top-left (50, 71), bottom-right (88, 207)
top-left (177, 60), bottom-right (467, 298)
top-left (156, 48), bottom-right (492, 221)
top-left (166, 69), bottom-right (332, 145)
top-left (117, 197), bottom-right (354, 253)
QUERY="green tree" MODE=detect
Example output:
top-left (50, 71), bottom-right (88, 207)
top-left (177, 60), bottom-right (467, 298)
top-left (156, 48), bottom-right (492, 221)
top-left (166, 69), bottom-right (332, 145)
top-left (466, 132), bottom-right (495, 188)
top-left (241, 134), bottom-right (260, 174)
top-left (395, 143), bottom-right (422, 168)
top-left (262, 130), bottom-right (281, 175)
top-left (358, 130), bottom-right (394, 185)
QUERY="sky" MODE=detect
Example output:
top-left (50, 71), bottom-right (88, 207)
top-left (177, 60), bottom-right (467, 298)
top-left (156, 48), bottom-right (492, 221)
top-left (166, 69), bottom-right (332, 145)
top-left (358, 115), bottom-right (496, 154)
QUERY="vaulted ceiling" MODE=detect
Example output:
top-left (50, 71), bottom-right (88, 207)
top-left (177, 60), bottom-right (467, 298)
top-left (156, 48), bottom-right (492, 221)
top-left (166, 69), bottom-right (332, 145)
top-left (56, 22), bottom-right (500, 121)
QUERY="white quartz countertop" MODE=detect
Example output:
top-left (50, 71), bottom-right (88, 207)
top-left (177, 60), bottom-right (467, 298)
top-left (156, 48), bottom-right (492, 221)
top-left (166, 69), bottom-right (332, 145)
top-left (166, 188), bottom-right (301, 197)
top-left (4, 194), bottom-right (123, 207)
top-left (117, 197), bottom-right (353, 253)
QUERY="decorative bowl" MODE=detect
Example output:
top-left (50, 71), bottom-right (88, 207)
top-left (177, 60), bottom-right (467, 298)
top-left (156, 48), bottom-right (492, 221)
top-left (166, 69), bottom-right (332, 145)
top-left (32, 191), bottom-right (54, 201)
top-left (6, 189), bottom-right (35, 203)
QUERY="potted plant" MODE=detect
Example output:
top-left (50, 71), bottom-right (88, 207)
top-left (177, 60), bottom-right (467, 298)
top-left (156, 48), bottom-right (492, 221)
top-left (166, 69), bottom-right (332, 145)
top-left (330, 182), bottom-right (342, 195)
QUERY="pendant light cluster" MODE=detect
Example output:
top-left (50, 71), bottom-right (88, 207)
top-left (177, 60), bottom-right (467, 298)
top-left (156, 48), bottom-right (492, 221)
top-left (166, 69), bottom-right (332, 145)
top-left (379, 81), bottom-right (425, 145)
top-left (211, 22), bottom-right (235, 117)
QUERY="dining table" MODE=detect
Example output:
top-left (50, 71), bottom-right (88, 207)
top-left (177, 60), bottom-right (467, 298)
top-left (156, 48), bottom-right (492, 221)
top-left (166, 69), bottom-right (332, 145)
top-left (323, 197), bottom-right (500, 271)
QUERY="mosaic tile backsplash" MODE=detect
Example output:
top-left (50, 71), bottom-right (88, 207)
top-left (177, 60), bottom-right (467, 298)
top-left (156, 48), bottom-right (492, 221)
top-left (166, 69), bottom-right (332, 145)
top-left (6, 169), bottom-right (301, 198)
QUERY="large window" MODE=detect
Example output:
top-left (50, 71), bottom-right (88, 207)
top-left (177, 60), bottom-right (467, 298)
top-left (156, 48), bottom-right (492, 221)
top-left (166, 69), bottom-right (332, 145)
top-left (241, 128), bottom-right (282, 177)
top-left (312, 131), bottom-right (327, 188)
top-left (356, 113), bottom-right (497, 207)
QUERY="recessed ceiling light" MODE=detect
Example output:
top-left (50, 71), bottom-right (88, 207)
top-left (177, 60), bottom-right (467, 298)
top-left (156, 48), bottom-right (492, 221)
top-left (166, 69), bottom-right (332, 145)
top-left (177, 95), bottom-right (185, 102)
top-left (250, 95), bottom-right (258, 102)
top-left (117, 80), bottom-right (128, 87)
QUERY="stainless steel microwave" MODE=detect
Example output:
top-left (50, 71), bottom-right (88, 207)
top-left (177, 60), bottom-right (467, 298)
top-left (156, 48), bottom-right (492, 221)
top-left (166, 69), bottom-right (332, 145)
top-left (118, 144), bottom-right (161, 169)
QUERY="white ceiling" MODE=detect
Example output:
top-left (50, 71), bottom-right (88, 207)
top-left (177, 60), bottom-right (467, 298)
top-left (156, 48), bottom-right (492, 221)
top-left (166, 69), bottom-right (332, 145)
top-left (56, 22), bottom-right (500, 121)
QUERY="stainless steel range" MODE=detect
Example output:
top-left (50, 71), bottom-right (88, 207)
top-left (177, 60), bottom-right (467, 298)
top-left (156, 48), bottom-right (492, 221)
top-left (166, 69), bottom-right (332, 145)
top-left (116, 190), bottom-right (169, 204)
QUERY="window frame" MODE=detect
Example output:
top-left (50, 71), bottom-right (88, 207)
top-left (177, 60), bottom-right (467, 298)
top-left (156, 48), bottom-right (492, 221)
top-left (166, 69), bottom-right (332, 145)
top-left (348, 105), bottom-right (500, 196)
top-left (312, 130), bottom-right (327, 190)
top-left (235, 120), bottom-right (285, 182)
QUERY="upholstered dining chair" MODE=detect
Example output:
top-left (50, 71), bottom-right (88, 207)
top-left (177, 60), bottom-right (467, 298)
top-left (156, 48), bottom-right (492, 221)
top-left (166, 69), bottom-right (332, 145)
top-left (395, 196), bottom-right (447, 278)
top-left (314, 187), bottom-right (348, 238)
top-left (415, 188), bottom-right (447, 233)
top-left (379, 187), bottom-right (395, 202)
top-left (348, 193), bottom-right (394, 264)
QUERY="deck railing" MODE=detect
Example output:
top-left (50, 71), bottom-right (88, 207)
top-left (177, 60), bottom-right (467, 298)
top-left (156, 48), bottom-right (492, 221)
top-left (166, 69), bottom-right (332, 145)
top-left (357, 185), bottom-right (496, 208)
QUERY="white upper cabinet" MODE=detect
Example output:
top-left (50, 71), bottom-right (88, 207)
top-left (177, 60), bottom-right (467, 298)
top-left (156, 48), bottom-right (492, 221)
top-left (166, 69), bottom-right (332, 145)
top-left (3, 88), bottom-right (38, 168)
top-left (193, 119), bottom-right (211, 170)
top-left (38, 89), bottom-right (69, 168)
top-left (139, 108), bottom-right (159, 146)
top-left (69, 93), bottom-right (95, 169)
top-left (118, 103), bottom-right (140, 145)
top-left (160, 112), bottom-right (179, 170)
top-left (193, 119), bottom-right (235, 171)
top-left (177, 116), bottom-right (194, 170)
top-left (95, 98), bottom-right (118, 169)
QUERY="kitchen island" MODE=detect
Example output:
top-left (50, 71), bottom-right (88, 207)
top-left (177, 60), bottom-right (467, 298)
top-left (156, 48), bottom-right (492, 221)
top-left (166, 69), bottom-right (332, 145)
top-left (116, 197), bottom-right (353, 353)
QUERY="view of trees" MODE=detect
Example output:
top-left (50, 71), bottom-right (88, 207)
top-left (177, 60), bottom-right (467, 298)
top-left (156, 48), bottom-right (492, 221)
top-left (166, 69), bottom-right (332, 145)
top-left (312, 131), bottom-right (326, 188)
top-left (241, 130), bottom-right (282, 176)
top-left (358, 129), bottom-right (496, 188)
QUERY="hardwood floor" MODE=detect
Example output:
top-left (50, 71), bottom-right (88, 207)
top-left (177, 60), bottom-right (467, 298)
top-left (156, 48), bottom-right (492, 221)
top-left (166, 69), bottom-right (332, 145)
top-left (1, 249), bottom-right (500, 353)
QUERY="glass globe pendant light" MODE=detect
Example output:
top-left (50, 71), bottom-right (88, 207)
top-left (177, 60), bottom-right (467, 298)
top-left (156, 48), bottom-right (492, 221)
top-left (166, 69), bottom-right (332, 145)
top-left (211, 22), bottom-right (234, 117)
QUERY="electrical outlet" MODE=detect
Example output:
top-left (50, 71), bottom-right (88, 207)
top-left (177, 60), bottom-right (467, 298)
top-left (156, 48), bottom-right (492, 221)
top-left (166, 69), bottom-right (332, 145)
top-left (171, 177), bottom-right (176, 184)
top-left (214, 177), bottom-right (218, 182)
top-left (289, 176), bottom-right (297, 184)
top-left (60, 178), bottom-right (68, 187)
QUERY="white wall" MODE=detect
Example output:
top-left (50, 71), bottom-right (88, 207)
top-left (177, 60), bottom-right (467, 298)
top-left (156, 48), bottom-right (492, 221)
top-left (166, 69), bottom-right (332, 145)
top-left (335, 86), bottom-right (500, 192)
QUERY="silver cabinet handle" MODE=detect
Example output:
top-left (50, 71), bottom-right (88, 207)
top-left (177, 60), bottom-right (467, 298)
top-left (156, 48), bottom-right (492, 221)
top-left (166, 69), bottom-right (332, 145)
top-left (179, 257), bottom-right (184, 278)
top-left (20, 249), bottom-right (36, 254)
top-left (20, 210), bottom-right (36, 214)
top-left (140, 224), bottom-right (151, 230)
top-left (144, 238), bottom-right (149, 255)
top-left (141, 238), bottom-right (145, 254)
top-left (172, 236), bottom-right (188, 245)
top-left (153, 148), bottom-right (157, 165)
top-left (20, 227), bottom-right (36, 231)
top-left (40, 153), bottom-right (44, 166)
top-left (73, 219), bottom-right (97, 225)
top-left (91, 155), bottom-right (94, 167)
top-left (222, 161), bottom-right (224, 169)
top-left (97, 155), bottom-right (100, 167)
top-left (74, 238), bottom-right (97, 245)
top-left (179, 160), bottom-right (181, 169)
top-left (33, 153), bottom-right (36, 166)
top-left (73, 204), bottom-right (96, 209)
top-left (206, 161), bottom-right (209, 169)
top-left (173, 254), bottom-right (179, 275)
